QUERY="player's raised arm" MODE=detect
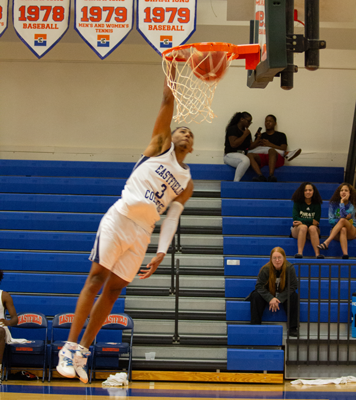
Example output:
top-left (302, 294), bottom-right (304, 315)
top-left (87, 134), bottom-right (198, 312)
top-left (143, 70), bottom-right (176, 158)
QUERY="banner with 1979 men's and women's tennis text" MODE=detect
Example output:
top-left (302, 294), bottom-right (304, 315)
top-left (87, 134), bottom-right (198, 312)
top-left (13, 0), bottom-right (70, 58)
top-left (0, 0), bottom-right (9, 37)
top-left (75, 0), bottom-right (133, 59)
top-left (136, 0), bottom-right (197, 56)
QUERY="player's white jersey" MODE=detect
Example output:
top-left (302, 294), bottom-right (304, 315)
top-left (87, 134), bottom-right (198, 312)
top-left (114, 143), bottom-right (191, 233)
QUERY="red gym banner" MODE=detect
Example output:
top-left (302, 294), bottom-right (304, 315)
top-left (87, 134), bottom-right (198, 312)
top-left (255, 0), bottom-right (266, 61)
top-left (12, 0), bottom-right (70, 58)
top-left (75, 0), bottom-right (133, 59)
top-left (0, 0), bottom-right (9, 37)
top-left (136, 0), bottom-right (197, 56)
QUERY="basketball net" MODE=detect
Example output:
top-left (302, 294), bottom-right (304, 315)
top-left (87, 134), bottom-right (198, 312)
top-left (162, 47), bottom-right (233, 124)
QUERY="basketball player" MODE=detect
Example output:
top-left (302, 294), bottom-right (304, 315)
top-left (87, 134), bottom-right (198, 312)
top-left (56, 74), bottom-right (194, 383)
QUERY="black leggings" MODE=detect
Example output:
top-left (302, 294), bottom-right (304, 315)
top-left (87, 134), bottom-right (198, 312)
top-left (249, 290), bottom-right (299, 329)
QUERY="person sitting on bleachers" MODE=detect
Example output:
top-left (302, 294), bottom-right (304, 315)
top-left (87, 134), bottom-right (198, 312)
top-left (0, 270), bottom-right (19, 381)
top-left (291, 182), bottom-right (324, 259)
top-left (247, 247), bottom-right (299, 337)
top-left (223, 112), bottom-right (262, 181)
top-left (247, 115), bottom-right (301, 182)
top-left (318, 183), bottom-right (356, 259)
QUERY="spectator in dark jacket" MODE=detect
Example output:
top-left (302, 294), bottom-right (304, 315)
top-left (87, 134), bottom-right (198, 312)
top-left (247, 247), bottom-right (299, 336)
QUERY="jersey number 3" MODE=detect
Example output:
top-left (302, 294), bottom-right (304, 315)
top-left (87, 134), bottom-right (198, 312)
top-left (155, 184), bottom-right (167, 199)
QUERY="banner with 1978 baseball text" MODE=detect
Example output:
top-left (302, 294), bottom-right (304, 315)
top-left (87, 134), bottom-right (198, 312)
top-left (13, 0), bottom-right (70, 58)
top-left (0, 0), bottom-right (9, 37)
top-left (75, 0), bottom-right (133, 59)
top-left (136, 0), bottom-right (197, 56)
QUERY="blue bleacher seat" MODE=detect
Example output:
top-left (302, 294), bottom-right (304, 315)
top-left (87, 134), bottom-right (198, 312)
top-left (226, 301), bottom-right (351, 323)
top-left (12, 295), bottom-right (125, 318)
top-left (227, 325), bottom-right (283, 346)
top-left (224, 237), bottom-right (356, 258)
top-left (224, 257), bottom-right (356, 278)
top-left (227, 349), bottom-right (284, 371)
top-left (225, 278), bottom-right (356, 300)
top-left (222, 217), bottom-right (329, 236)
top-left (0, 176), bottom-right (125, 195)
top-left (0, 194), bottom-right (115, 213)
top-left (221, 182), bottom-right (338, 200)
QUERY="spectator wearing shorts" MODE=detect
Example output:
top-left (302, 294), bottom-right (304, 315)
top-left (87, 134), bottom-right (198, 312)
top-left (247, 115), bottom-right (287, 182)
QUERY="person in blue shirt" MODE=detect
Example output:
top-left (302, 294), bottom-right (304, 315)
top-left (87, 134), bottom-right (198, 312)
top-left (318, 183), bottom-right (356, 259)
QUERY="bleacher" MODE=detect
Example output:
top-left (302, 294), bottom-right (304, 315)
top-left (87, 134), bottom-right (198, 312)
top-left (1, 159), bottom-right (354, 381)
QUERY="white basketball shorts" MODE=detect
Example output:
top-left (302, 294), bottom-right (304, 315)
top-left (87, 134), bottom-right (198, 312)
top-left (89, 206), bottom-right (151, 282)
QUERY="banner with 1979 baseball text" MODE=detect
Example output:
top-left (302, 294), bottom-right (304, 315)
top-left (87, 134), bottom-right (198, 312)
top-left (0, 0), bottom-right (9, 36)
top-left (75, 0), bottom-right (133, 59)
top-left (136, 0), bottom-right (197, 56)
top-left (13, 0), bottom-right (70, 58)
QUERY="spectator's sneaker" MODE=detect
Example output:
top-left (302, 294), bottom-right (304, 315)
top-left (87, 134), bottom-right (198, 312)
top-left (294, 253), bottom-right (303, 258)
top-left (56, 342), bottom-right (77, 378)
top-left (252, 175), bottom-right (267, 182)
top-left (316, 254), bottom-right (325, 259)
top-left (268, 175), bottom-right (277, 182)
top-left (285, 148), bottom-right (302, 161)
top-left (73, 346), bottom-right (91, 383)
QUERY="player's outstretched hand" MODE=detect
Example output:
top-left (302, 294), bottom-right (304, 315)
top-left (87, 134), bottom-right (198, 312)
top-left (138, 253), bottom-right (165, 279)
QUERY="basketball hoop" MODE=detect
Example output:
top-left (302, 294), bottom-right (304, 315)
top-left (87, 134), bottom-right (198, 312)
top-left (162, 42), bottom-right (260, 124)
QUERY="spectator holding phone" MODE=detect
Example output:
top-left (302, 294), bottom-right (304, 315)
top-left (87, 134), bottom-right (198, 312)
top-left (224, 112), bottom-right (263, 181)
top-left (247, 115), bottom-right (301, 182)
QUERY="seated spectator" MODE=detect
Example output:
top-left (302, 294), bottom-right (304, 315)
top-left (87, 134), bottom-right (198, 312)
top-left (0, 270), bottom-right (19, 381)
top-left (247, 115), bottom-right (301, 182)
top-left (246, 247), bottom-right (299, 337)
top-left (318, 183), bottom-right (356, 259)
top-left (291, 182), bottom-right (324, 259)
top-left (223, 112), bottom-right (262, 182)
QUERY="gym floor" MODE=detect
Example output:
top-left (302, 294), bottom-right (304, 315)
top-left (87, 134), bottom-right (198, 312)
top-left (1, 380), bottom-right (356, 400)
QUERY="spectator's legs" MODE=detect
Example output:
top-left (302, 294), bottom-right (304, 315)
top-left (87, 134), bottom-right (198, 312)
top-left (321, 219), bottom-right (356, 249)
top-left (249, 291), bottom-right (267, 324)
top-left (267, 148), bottom-right (278, 176)
top-left (224, 153), bottom-right (250, 182)
top-left (309, 225), bottom-right (321, 256)
top-left (291, 224), bottom-right (308, 255)
top-left (282, 292), bottom-right (299, 329)
top-left (338, 226), bottom-right (348, 256)
top-left (247, 153), bottom-right (263, 176)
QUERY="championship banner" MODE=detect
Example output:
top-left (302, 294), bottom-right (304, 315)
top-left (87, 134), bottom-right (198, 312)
top-left (75, 0), bottom-right (133, 59)
top-left (13, 0), bottom-right (70, 58)
top-left (255, 0), bottom-right (266, 61)
top-left (136, 0), bottom-right (197, 56)
top-left (0, 0), bottom-right (9, 37)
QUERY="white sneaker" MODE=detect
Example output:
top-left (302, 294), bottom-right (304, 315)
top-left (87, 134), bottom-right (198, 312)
top-left (285, 148), bottom-right (302, 161)
top-left (73, 346), bottom-right (91, 383)
top-left (56, 342), bottom-right (77, 378)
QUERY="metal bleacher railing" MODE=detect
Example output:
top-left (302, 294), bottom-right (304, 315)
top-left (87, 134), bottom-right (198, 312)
top-left (286, 262), bottom-right (356, 367)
